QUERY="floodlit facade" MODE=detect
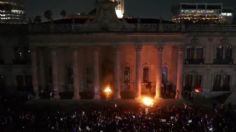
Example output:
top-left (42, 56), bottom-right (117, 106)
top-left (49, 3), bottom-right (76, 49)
top-left (0, 0), bottom-right (25, 24)
top-left (172, 3), bottom-right (233, 24)
top-left (0, 0), bottom-right (235, 105)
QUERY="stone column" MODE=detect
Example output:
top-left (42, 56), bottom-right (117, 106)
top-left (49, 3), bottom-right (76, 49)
top-left (155, 46), bottom-right (163, 98)
top-left (31, 48), bottom-right (39, 99)
top-left (176, 47), bottom-right (184, 99)
top-left (114, 46), bottom-right (121, 99)
top-left (94, 47), bottom-right (100, 99)
top-left (135, 45), bottom-right (142, 98)
top-left (73, 49), bottom-right (80, 99)
top-left (39, 50), bottom-right (45, 90)
top-left (52, 49), bottom-right (60, 99)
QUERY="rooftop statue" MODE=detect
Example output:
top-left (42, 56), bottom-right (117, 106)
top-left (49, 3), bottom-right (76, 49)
top-left (82, 0), bottom-right (133, 31)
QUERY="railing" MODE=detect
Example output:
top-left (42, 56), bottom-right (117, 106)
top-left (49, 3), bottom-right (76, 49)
top-left (185, 24), bottom-right (236, 32)
top-left (29, 23), bottom-right (185, 33)
top-left (4, 23), bottom-right (236, 33)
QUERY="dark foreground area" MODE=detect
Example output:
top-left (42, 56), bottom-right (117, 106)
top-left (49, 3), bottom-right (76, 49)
top-left (0, 96), bottom-right (235, 132)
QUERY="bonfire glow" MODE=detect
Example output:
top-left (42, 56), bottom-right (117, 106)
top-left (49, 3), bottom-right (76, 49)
top-left (103, 85), bottom-right (112, 98)
top-left (141, 96), bottom-right (154, 107)
top-left (194, 89), bottom-right (200, 93)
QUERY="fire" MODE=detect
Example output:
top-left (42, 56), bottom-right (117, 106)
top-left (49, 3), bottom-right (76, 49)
top-left (141, 96), bottom-right (155, 107)
top-left (194, 88), bottom-right (201, 93)
top-left (103, 85), bottom-right (112, 98)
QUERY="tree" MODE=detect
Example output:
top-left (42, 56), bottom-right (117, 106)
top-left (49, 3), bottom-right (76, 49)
top-left (60, 10), bottom-right (66, 18)
top-left (44, 10), bottom-right (53, 21)
top-left (33, 16), bottom-right (42, 23)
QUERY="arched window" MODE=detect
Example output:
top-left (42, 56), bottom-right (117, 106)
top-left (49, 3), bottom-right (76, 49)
top-left (48, 67), bottom-right (52, 84)
top-left (143, 67), bottom-right (150, 83)
top-left (124, 66), bottom-right (130, 83)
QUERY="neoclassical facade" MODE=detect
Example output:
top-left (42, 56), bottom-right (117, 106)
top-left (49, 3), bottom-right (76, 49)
top-left (30, 33), bottom-right (185, 100)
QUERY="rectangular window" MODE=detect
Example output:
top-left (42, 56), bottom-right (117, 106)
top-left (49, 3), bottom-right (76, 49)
top-left (186, 47), bottom-right (194, 60)
top-left (85, 67), bottom-right (93, 84)
top-left (197, 5), bottom-right (205, 9)
top-left (196, 47), bottom-right (203, 60)
top-left (25, 75), bottom-right (32, 87)
top-left (0, 46), bottom-right (4, 64)
top-left (207, 5), bottom-right (221, 10)
top-left (225, 46), bottom-right (232, 63)
top-left (216, 46), bottom-right (223, 60)
top-left (0, 74), bottom-right (6, 90)
top-left (222, 75), bottom-right (230, 91)
top-left (67, 67), bottom-right (73, 84)
top-left (124, 67), bottom-right (130, 83)
top-left (16, 75), bottom-right (24, 91)
top-left (143, 67), bottom-right (150, 83)
top-left (184, 74), bottom-right (193, 91)
top-left (213, 74), bottom-right (221, 91)
top-left (194, 75), bottom-right (202, 89)
top-left (182, 4), bottom-right (197, 9)
top-left (14, 46), bottom-right (30, 64)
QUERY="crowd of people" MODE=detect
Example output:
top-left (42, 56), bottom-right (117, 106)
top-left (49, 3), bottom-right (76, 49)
top-left (0, 96), bottom-right (235, 132)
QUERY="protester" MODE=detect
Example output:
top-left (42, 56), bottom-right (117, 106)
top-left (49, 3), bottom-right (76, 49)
top-left (0, 96), bottom-right (235, 132)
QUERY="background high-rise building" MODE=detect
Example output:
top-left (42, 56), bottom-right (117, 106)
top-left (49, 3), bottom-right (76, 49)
top-left (172, 3), bottom-right (234, 24)
top-left (0, 0), bottom-right (25, 24)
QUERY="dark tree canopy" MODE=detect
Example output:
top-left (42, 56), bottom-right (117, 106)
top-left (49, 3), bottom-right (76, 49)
top-left (44, 10), bottom-right (53, 21)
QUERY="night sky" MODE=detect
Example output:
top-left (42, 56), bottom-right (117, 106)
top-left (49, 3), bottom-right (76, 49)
top-left (24, 0), bottom-right (236, 20)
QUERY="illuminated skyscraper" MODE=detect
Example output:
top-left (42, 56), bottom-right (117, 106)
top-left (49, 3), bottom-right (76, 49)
top-left (0, 0), bottom-right (25, 24)
top-left (172, 3), bottom-right (233, 24)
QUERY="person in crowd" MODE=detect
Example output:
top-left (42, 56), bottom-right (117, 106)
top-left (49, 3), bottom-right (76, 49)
top-left (0, 96), bottom-right (235, 132)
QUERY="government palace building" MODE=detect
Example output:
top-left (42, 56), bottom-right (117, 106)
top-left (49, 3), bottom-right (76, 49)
top-left (0, 0), bottom-right (235, 105)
